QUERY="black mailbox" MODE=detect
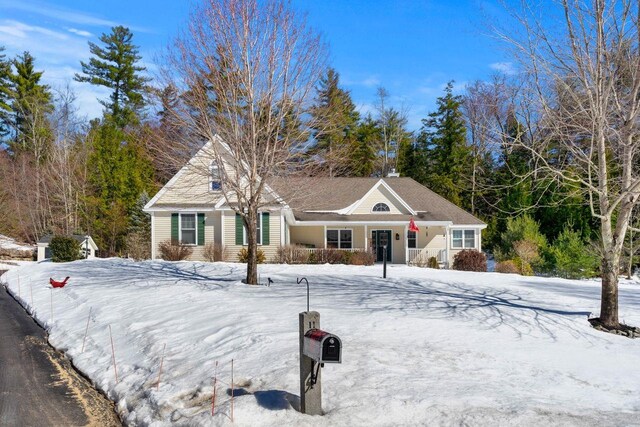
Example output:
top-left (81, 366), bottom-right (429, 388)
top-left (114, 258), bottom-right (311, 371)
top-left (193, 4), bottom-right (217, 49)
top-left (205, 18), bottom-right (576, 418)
top-left (303, 329), bottom-right (341, 364)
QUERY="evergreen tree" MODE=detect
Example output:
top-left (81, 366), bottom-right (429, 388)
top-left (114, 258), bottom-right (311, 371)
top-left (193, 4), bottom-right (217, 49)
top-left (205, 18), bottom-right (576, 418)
top-left (349, 115), bottom-right (378, 177)
top-left (8, 51), bottom-right (53, 154)
top-left (75, 26), bottom-right (150, 128)
top-left (309, 68), bottom-right (360, 176)
top-left (418, 81), bottom-right (470, 206)
top-left (0, 46), bottom-right (12, 140)
top-left (87, 121), bottom-right (154, 254)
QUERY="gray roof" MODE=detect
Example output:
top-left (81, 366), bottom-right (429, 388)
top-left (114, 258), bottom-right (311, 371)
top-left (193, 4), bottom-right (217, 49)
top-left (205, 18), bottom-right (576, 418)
top-left (38, 234), bottom-right (88, 244)
top-left (268, 177), bottom-right (485, 225)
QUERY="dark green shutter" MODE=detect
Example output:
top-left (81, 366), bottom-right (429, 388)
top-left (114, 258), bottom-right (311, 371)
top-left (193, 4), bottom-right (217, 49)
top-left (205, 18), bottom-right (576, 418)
top-left (171, 213), bottom-right (179, 243)
top-left (235, 213), bottom-right (243, 245)
top-left (197, 213), bottom-right (205, 245)
top-left (262, 212), bottom-right (270, 245)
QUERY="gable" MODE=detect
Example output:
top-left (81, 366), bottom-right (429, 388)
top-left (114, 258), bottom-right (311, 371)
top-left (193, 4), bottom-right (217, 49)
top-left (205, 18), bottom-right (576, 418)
top-left (351, 185), bottom-right (410, 214)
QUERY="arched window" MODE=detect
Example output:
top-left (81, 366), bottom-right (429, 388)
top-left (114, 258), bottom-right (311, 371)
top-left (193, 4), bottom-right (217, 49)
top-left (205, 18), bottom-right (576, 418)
top-left (210, 163), bottom-right (221, 191)
top-left (372, 202), bottom-right (390, 212)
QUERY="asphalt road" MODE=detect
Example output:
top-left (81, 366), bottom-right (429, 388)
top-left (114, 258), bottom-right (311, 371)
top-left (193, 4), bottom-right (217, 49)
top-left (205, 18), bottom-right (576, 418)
top-left (0, 281), bottom-right (121, 427)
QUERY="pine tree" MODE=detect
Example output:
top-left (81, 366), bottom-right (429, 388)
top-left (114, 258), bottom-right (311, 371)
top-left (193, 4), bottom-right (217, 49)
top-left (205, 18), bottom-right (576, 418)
top-left (349, 115), bottom-right (378, 177)
top-left (8, 51), bottom-right (53, 154)
top-left (309, 68), bottom-right (360, 176)
top-left (0, 46), bottom-right (12, 140)
top-left (75, 26), bottom-right (150, 128)
top-left (418, 81), bottom-right (470, 206)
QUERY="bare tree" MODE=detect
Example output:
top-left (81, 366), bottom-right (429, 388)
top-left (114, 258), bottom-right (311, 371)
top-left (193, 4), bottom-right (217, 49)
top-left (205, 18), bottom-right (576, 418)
top-left (496, 0), bottom-right (640, 328)
top-left (159, 0), bottom-right (326, 284)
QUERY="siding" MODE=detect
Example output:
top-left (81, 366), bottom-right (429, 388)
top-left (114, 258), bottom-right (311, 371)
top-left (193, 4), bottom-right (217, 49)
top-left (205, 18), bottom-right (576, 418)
top-left (352, 185), bottom-right (408, 214)
top-left (153, 211), bottom-right (215, 261)
top-left (223, 210), bottom-right (282, 262)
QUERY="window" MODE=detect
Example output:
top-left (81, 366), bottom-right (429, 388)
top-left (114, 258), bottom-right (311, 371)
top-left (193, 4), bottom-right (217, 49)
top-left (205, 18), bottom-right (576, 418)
top-left (210, 163), bottom-right (221, 191)
top-left (180, 214), bottom-right (196, 245)
top-left (372, 202), bottom-right (390, 212)
top-left (243, 212), bottom-right (262, 245)
top-left (452, 229), bottom-right (476, 249)
top-left (326, 229), bottom-right (352, 249)
top-left (407, 231), bottom-right (417, 249)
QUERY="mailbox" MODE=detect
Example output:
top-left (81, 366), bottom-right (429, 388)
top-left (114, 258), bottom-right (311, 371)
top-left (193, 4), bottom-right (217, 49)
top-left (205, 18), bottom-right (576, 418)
top-left (303, 329), bottom-right (342, 364)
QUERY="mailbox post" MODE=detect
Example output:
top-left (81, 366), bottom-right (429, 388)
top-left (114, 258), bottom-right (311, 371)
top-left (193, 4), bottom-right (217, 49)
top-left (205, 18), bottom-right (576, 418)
top-left (299, 311), bottom-right (322, 415)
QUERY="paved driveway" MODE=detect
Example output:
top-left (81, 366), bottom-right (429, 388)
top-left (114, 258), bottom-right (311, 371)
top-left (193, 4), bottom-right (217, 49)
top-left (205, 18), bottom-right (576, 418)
top-left (0, 283), bottom-right (121, 427)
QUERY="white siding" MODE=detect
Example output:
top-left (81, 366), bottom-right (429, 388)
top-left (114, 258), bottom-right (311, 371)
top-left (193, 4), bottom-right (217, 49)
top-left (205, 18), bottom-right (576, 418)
top-left (352, 186), bottom-right (409, 214)
top-left (223, 210), bottom-right (282, 262)
top-left (153, 211), bottom-right (215, 261)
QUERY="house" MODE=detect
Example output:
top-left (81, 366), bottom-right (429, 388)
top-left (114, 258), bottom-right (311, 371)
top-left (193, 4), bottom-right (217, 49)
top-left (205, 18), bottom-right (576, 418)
top-left (37, 235), bottom-right (99, 261)
top-left (144, 139), bottom-right (486, 266)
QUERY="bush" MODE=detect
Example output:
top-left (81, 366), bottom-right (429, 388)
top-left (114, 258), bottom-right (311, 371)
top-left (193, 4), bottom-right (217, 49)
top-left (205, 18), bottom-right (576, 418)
top-left (349, 250), bottom-right (375, 266)
top-left (546, 228), bottom-right (599, 279)
top-left (49, 236), bottom-right (82, 262)
top-left (497, 215), bottom-right (547, 262)
top-left (452, 249), bottom-right (487, 272)
top-left (495, 260), bottom-right (520, 274)
top-left (158, 239), bottom-right (193, 261)
top-left (237, 247), bottom-right (266, 264)
top-left (276, 245), bottom-right (310, 264)
top-left (203, 242), bottom-right (228, 262)
top-left (311, 248), bottom-right (346, 264)
top-left (514, 257), bottom-right (534, 276)
top-left (125, 231), bottom-right (150, 261)
top-left (428, 256), bottom-right (439, 269)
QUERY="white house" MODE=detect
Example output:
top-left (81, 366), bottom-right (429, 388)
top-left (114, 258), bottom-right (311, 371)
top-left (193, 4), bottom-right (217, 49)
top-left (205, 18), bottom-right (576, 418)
top-left (144, 139), bottom-right (486, 266)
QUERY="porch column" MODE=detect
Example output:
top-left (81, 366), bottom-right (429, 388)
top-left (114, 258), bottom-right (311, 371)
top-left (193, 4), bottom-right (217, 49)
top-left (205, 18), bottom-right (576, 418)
top-left (404, 225), bottom-right (408, 264)
top-left (364, 225), bottom-right (368, 251)
top-left (323, 225), bottom-right (327, 249)
top-left (445, 225), bottom-right (450, 268)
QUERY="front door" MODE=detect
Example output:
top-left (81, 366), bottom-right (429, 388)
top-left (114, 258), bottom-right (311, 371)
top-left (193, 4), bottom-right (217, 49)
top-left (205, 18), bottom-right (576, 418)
top-left (371, 230), bottom-right (392, 262)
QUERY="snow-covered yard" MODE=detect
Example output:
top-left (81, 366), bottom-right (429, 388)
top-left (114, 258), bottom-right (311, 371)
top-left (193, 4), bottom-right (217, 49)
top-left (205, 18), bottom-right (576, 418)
top-left (2, 259), bottom-right (639, 426)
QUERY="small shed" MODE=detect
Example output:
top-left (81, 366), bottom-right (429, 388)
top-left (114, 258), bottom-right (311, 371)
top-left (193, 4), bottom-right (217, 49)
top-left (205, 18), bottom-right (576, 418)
top-left (37, 235), bottom-right (99, 261)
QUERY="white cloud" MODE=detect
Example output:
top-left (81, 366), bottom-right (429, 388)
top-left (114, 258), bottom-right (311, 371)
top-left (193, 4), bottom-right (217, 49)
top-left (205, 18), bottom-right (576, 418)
top-left (489, 61), bottom-right (517, 75)
top-left (68, 28), bottom-right (93, 37)
top-left (0, 20), bottom-right (69, 40)
top-left (361, 76), bottom-right (380, 87)
top-left (0, 0), bottom-right (150, 32)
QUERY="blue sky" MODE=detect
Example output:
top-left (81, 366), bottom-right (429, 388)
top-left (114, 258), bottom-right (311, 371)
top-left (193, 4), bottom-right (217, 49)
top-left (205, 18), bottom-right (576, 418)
top-left (0, 0), bottom-right (515, 131)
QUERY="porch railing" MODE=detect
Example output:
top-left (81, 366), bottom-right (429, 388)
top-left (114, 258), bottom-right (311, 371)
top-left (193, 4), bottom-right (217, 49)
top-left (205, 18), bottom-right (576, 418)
top-left (407, 248), bottom-right (446, 265)
top-left (303, 247), bottom-right (364, 253)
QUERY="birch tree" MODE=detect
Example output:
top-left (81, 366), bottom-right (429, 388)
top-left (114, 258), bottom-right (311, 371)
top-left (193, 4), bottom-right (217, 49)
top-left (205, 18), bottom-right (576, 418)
top-left (497, 0), bottom-right (640, 328)
top-left (160, 0), bottom-right (326, 284)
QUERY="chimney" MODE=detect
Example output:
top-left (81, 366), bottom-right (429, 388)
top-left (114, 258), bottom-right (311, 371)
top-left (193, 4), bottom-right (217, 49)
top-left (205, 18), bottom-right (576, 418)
top-left (387, 168), bottom-right (400, 178)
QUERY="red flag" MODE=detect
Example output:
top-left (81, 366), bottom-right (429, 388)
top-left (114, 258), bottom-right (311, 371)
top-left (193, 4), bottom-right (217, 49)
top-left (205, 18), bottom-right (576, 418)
top-left (408, 218), bottom-right (419, 232)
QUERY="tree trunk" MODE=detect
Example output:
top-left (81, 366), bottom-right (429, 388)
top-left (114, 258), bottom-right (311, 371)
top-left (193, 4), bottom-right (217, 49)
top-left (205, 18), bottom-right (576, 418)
top-left (244, 209), bottom-right (259, 285)
top-left (599, 256), bottom-right (619, 328)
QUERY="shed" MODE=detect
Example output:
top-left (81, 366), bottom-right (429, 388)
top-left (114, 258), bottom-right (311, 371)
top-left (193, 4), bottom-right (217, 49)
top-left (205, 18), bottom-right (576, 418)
top-left (37, 235), bottom-right (98, 261)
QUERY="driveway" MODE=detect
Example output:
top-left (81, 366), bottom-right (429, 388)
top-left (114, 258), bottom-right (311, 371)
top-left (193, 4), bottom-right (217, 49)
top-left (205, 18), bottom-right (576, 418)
top-left (0, 282), bottom-right (121, 427)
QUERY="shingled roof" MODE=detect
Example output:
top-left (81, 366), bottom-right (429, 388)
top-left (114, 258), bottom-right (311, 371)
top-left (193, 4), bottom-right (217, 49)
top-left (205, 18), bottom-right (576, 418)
top-left (267, 177), bottom-right (485, 225)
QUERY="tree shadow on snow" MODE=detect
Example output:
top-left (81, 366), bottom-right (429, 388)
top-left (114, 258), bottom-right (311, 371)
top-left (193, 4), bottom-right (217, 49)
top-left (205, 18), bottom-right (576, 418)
top-left (274, 274), bottom-right (596, 342)
top-left (228, 388), bottom-right (299, 411)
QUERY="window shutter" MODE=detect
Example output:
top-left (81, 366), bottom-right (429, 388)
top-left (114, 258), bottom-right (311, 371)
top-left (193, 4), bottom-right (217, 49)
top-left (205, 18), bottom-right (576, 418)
top-left (171, 213), bottom-right (179, 243)
top-left (197, 213), bottom-right (205, 245)
top-left (235, 213), bottom-right (243, 245)
top-left (262, 212), bottom-right (270, 245)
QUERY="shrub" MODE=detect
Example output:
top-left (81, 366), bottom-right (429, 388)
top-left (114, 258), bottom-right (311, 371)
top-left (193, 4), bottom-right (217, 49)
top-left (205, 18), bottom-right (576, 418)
top-left (276, 245), bottom-right (310, 264)
top-left (49, 236), bottom-right (82, 262)
top-left (349, 250), bottom-right (375, 266)
top-left (547, 228), bottom-right (599, 279)
top-left (237, 247), bottom-right (266, 264)
top-left (452, 249), bottom-right (487, 272)
top-left (513, 257), bottom-right (534, 276)
top-left (411, 254), bottom-right (429, 268)
top-left (158, 239), bottom-right (193, 261)
top-left (497, 215), bottom-right (547, 262)
top-left (312, 248), bottom-right (346, 264)
top-left (203, 242), bottom-right (228, 262)
top-left (428, 256), bottom-right (439, 269)
top-left (125, 231), bottom-right (150, 261)
top-left (495, 260), bottom-right (520, 274)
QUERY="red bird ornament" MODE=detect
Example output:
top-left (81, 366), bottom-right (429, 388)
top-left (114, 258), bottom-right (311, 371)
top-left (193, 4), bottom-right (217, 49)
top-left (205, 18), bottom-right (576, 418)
top-left (50, 277), bottom-right (69, 288)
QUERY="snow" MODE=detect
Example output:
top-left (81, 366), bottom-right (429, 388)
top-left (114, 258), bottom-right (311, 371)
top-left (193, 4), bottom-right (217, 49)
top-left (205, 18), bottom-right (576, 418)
top-left (0, 234), bottom-right (35, 252)
top-left (1, 259), bottom-right (640, 426)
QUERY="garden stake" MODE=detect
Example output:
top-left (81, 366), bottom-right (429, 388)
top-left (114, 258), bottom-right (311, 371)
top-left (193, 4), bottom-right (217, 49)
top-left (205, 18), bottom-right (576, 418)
top-left (81, 307), bottom-right (92, 353)
top-left (109, 325), bottom-right (118, 383)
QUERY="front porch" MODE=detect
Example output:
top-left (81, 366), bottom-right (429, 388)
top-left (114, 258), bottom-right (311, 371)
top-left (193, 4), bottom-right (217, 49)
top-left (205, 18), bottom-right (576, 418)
top-left (288, 224), bottom-right (450, 265)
